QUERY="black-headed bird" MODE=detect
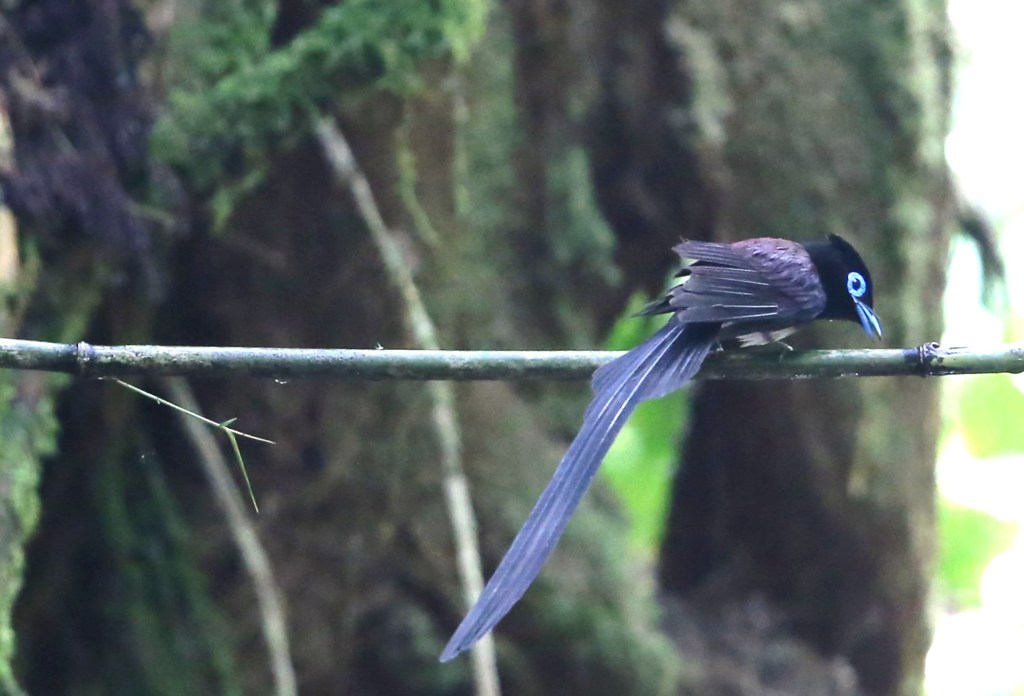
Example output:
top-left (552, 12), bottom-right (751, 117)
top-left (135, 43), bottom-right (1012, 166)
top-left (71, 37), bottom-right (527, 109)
top-left (441, 234), bottom-right (882, 661)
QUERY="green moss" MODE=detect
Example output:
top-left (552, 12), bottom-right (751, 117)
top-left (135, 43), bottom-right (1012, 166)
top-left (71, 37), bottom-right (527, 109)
top-left (0, 372), bottom-right (63, 695)
top-left (435, 6), bottom-right (526, 347)
top-left (165, 0), bottom-right (278, 87)
top-left (450, 6), bottom-right (620, 349)
top-left (546, 145), bottom-right (619, 281)
top-left (92, 441), bottom-right (242, 696)
top-left (153, 0), bottom-right (489, 193)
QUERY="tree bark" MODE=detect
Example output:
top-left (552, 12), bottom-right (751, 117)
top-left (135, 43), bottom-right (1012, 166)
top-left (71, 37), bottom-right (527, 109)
top-left (654, 3), bottom-right (952, 695)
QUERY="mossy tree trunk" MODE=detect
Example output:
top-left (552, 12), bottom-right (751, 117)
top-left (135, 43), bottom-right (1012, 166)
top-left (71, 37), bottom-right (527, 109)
top-left (648, 3), bottom-right (951, 695)
top-left (1, 1), bottom-right (950, 695)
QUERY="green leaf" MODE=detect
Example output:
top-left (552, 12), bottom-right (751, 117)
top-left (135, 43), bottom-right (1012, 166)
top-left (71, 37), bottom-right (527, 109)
top-left (936, 499), bottom-right (1017, 609)
top-left (603, 394), bottom-right (687, 550)
top-left (601, 293), bottom-right (688, 550)
top-left (958, 374), bottom-right (1024, 458)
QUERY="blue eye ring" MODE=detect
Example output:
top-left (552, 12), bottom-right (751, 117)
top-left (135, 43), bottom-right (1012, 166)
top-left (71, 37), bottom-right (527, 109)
top-left (847, 272), bottom-right (867, 298)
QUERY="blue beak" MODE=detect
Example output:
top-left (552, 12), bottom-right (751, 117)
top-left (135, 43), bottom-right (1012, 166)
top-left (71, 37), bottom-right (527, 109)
top-left (854, 299), bottom-right (882, 340)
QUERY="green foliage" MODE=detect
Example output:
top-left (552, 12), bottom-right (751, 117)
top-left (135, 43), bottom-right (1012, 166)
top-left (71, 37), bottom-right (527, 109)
top-left (153, 0), bottom-right (489, 192)
top-left (165, 0), bottom-right (278, 88)
top-left (601, 294), bottom-right (687, 550)
top-left (937, 368), bottom-right (1024, 611)
top-left (957, 374), bottom-right (1024, 458)
top-left (936, 500), bottom-right (1017, 608)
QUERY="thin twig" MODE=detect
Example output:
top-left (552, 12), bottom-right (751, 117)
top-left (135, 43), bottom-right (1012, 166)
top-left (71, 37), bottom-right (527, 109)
top-left (161, 377), bottom-right (297, 696)
top-left (108, 378), bottom-right (264, 511)
top-left (316, 117), bottom-right (501, 696)
top-left (109, 378), bottom-right (274, 443)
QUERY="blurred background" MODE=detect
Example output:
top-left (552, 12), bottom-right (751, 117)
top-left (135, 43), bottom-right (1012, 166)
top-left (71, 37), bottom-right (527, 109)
top-left (925, 1), bottom-right (1024, 694)
top-left (0, 1), bottom-right (1018, 695)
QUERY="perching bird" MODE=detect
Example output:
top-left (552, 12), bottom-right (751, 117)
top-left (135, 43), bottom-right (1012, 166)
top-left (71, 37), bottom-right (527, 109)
top-left (440, 234), bottom-right (882, 662)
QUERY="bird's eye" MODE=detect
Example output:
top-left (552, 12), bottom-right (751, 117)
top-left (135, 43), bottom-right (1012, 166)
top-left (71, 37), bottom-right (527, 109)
top-left (847, 272), bottom-right (867, 298)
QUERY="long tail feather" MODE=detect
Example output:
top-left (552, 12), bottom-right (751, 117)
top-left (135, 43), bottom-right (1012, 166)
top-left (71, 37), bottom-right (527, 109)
top-left (439, 320), bottom-right (718, 661)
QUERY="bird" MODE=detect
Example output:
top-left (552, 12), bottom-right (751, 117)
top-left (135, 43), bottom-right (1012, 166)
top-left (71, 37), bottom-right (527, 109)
top-left (439, 234), bottom-right (882, 662)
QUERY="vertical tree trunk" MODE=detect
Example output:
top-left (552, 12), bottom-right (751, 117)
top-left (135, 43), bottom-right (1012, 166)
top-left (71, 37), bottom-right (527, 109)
top-left (652, 3), bottom-right (952, 695)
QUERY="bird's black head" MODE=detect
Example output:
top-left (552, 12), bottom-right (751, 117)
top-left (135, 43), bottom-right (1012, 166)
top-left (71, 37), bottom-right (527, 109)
top-left (805, 235), bottom-right (882, 340)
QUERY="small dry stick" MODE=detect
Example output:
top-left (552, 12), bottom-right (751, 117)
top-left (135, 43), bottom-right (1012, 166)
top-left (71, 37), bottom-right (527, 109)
top-left (316, 117), bottom-right (501, 696)
top-left (108, 377), bottom-right (265, 511)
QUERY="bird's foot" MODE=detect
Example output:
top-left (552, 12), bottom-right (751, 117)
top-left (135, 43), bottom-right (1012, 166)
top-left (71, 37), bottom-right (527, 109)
top-left (742, 341), bottom-right (794, 354)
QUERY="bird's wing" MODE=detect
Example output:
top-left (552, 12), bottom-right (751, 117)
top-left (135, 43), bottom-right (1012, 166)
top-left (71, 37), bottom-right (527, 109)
top-left (439, 320), bottom-right (719, 662)
top-left (659, 239), bottom-right (826, 324)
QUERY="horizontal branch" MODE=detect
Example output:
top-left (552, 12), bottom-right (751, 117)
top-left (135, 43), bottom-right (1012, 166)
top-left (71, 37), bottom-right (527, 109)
top-left (0, 339), bottom-right (1021, 381)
